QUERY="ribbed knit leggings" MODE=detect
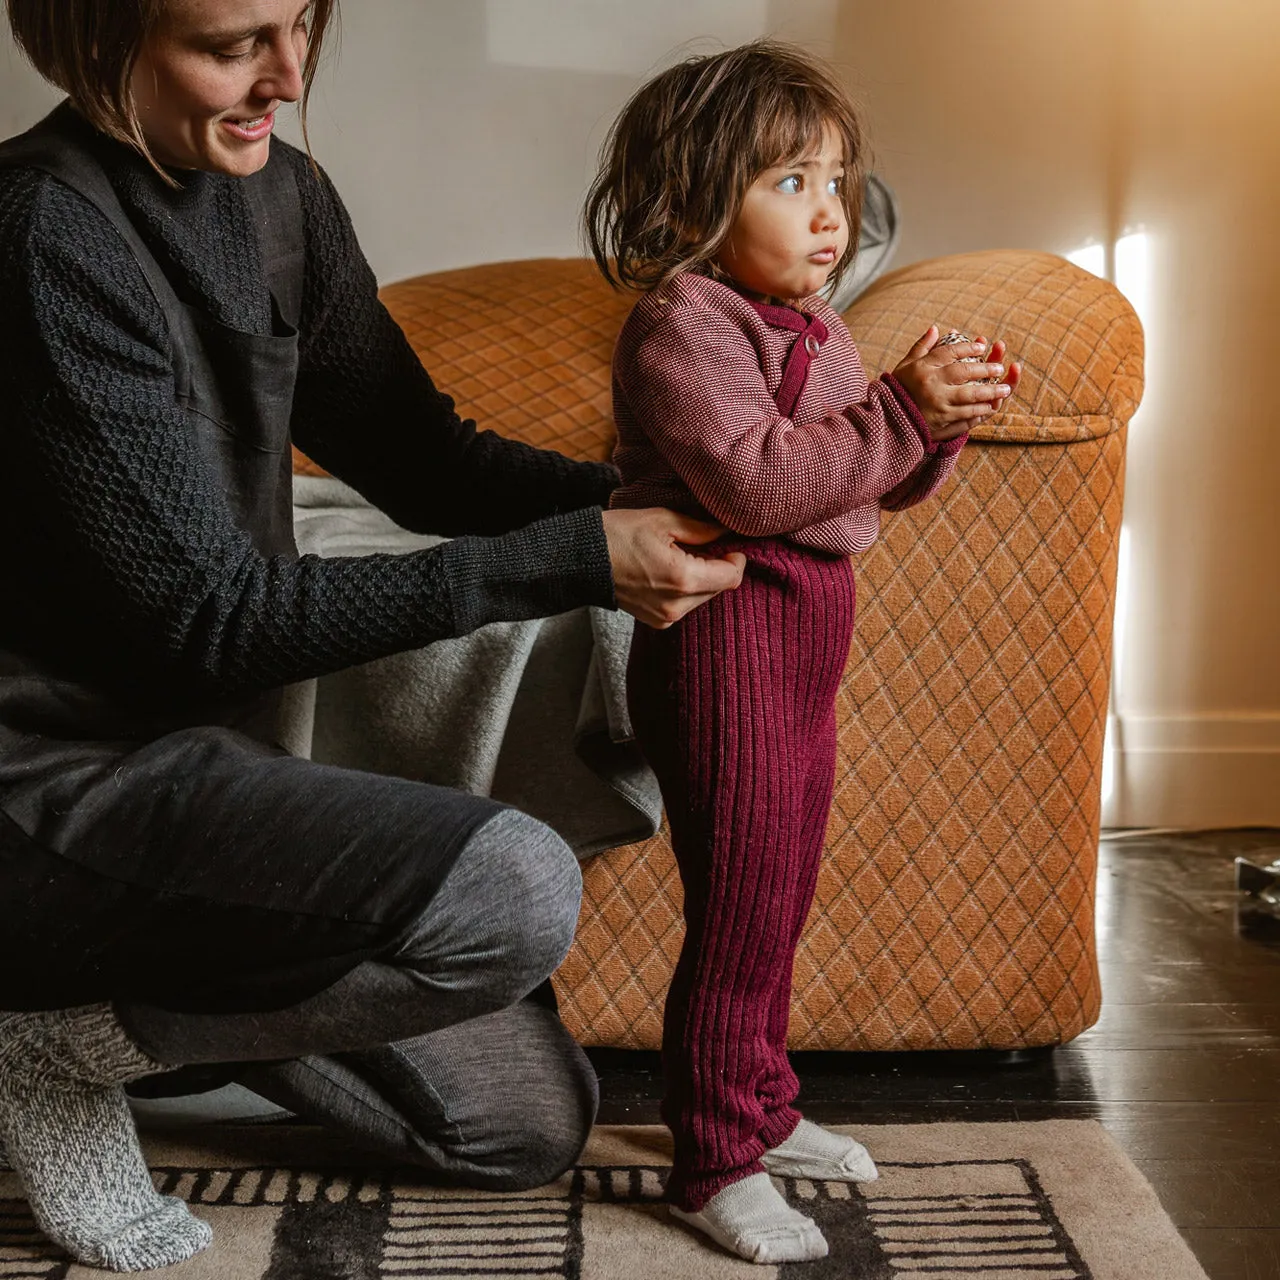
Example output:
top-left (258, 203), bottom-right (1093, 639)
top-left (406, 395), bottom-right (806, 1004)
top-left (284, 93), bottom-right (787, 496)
top-left (627, 537), bottom-right (856, 1211)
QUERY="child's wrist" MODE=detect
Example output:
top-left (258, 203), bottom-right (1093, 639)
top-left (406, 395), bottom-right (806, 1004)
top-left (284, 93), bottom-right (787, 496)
top-left (881, 373), bottom-right (936, 455)
top-left (882, 374), bottom-right (970, 458)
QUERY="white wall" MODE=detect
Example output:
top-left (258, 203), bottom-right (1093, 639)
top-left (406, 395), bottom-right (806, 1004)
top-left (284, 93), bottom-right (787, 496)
top-left (836, 0), bottom-right (1280, 829)
top-left (4, 0), bottom-right (1277, 828)
top-left (2, 0), bottom-right (836, 282)
top-left (1, 25), bottom-right (62, 136)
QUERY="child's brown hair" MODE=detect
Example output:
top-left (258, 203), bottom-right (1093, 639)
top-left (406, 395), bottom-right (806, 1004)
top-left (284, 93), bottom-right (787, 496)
top-left (584, 40), bottom-right (867, 294)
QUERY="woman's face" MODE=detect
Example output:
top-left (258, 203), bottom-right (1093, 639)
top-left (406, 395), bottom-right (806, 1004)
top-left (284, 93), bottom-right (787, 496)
top-left (130, 0), bottom-right (311, 175)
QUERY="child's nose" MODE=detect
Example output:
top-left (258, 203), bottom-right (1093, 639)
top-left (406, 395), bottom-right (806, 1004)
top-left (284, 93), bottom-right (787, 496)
top-left (813, 199), bottom-right (841, 232)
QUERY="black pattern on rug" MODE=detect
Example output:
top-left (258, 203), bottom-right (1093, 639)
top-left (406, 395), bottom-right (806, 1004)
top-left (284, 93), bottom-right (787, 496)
top-left (0, 1159), bottom-right (1094, 1278)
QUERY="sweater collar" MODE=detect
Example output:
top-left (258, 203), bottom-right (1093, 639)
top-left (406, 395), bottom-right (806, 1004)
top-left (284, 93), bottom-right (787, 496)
top-left (744, 297), bottom-right (829, 345)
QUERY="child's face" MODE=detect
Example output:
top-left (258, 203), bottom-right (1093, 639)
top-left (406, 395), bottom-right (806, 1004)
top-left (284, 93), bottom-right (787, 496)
top-left (716, 123), bottom-right (848, 303)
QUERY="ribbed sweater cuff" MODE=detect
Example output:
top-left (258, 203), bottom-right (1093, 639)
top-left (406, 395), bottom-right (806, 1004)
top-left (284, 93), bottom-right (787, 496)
top-left (880, 373), bottom-right (937, 455)
top-left (441, 505), bottom-right (616, 634)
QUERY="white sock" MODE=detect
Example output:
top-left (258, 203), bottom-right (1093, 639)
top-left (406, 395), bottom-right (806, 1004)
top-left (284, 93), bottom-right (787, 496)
top-left (761, 1118), bottom-right (879, 1182)
top-left (670, 1171), bottom-right (828, 1264)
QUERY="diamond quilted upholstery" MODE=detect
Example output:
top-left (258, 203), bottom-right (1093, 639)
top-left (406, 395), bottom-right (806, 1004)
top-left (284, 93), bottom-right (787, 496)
top-left (290, 259), bottom-right (631, 477)
top-left (306, 250), bottom-right (1140, 1051)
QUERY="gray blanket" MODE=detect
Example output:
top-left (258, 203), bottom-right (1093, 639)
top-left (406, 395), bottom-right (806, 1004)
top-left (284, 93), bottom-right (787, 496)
top-left (284, 475), bottom-right (662, 859)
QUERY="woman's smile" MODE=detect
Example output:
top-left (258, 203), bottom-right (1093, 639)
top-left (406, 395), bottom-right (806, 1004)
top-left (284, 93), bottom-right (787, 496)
top-left (129, 0), bottom-right (309, 175)
top-left (221, 111), bottom-right (276, 142)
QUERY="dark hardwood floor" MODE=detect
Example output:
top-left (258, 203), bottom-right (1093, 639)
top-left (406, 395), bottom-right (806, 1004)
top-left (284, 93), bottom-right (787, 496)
top-left (587, 828), bottom-right (1280, 1280)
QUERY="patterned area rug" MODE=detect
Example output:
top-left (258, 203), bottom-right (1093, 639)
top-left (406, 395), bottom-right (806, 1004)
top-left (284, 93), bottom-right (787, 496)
top-left (0, 1121), bottom-right (1206, 1279)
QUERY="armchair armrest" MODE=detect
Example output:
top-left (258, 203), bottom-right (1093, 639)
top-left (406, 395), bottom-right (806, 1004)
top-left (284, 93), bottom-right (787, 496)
top-left (845, 248), bottom-right (1144, 444)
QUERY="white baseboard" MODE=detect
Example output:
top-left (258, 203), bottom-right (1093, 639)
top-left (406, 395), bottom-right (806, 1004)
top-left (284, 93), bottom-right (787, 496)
top-left (1102, 714), bottom-right (1280, 828)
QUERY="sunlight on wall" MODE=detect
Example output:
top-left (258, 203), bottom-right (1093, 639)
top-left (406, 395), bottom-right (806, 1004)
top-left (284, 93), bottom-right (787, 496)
top-left (1066, 243), bottom-right (1105, 278)
top-left (1072, 230), bottom-right (1151, 812)
top-left (1064, 231), bottom-right (1150, 317)
top-left (1100, 524), bottom-right (1132, 809)
top-left (1113, 232), bottom-right (1152, 344)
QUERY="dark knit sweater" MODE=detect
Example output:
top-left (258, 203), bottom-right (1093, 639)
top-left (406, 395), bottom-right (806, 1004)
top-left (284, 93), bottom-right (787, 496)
top-left (0, 120), bottom-right (618, 703)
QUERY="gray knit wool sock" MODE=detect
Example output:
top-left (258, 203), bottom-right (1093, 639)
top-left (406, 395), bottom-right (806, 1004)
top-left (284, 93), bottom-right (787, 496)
top-left (0, 1006), bottom-right (213, 1271)
top-left (670, 1171), bottom-right (828, 1264)
top-left (762, 1118), bottom-right (879, 1182)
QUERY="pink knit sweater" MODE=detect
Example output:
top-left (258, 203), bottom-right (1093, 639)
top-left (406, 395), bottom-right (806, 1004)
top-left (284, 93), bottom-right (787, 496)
top-left (609, 273), bottom-right (965, 555)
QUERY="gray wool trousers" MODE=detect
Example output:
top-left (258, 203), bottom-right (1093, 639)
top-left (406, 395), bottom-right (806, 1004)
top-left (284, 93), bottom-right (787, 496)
top-left (117, 808), bottom-right (598, 1191)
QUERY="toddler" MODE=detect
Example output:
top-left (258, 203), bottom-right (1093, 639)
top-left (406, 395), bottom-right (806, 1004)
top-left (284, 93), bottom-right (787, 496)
top-left (585, 41), bottom-right (1020, 1265)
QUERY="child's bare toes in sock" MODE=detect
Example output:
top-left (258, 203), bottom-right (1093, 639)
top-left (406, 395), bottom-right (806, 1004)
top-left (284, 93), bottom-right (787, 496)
top-left (762, 1117), bottom-right (879, 1182)
top-left (670, 1171), bottom-right (828, 1264)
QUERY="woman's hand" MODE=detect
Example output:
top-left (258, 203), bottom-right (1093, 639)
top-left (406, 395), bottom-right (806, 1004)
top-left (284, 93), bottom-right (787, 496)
top-left (602, 508), bottom-right (747, 629)
top-left (892, 326), bottom-right (1021, 441)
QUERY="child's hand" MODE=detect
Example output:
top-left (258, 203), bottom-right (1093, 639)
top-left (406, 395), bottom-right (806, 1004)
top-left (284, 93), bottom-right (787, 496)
top-left (892, 325), bottom-right (1021, 441)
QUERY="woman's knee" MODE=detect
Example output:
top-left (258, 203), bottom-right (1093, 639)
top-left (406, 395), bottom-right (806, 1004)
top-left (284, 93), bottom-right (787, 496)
top-left (471, 1075), bottom-right (597, 1191)
top-left (409, 1001), bottom-right (598, 1191)
top-left (402, 808), bottom-right (582, 1007)
top-left (481, 809), bottom-right (581, 987)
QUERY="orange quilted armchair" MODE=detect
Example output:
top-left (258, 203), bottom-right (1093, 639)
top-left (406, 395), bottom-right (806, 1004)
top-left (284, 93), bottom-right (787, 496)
top-left (298, 250), bottom-right (1141, 1053)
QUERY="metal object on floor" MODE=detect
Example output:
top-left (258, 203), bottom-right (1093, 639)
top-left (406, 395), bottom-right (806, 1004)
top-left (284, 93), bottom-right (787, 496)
top-left (1234, 853), bottom-right (1280, 940)
top-left (1235, 855), bottom-right (1280, 897)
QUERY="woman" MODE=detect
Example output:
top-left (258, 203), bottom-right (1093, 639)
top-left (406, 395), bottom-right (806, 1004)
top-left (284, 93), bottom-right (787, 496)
top-left (0, 0), bottom-right (746, 1269)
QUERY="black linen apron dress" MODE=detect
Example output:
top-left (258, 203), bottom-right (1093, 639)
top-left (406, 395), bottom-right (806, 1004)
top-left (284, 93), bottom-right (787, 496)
top-left (0, 105), bottom-right (502, 1016)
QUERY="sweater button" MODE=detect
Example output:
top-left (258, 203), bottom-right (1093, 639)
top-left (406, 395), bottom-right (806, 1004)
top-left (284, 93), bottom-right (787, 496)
top-left (804, 334), bottom-right (820, 355)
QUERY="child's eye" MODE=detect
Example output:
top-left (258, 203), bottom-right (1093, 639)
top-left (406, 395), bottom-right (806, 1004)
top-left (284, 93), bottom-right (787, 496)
top-left (827, 175), bottom-right (844, 196)
top-left (777, 175), bottom-right (802, 194)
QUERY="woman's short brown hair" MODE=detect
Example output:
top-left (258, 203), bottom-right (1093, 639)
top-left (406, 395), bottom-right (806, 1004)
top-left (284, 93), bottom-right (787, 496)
top-left (584, 40), bottom-right (868, 295)
top-left (6, 0), bottom-right (338, 176)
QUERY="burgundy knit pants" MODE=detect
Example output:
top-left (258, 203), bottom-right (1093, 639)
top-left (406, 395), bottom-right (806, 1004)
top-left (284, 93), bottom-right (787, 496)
top-left (626, 536), bottom-right (857, 1212)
